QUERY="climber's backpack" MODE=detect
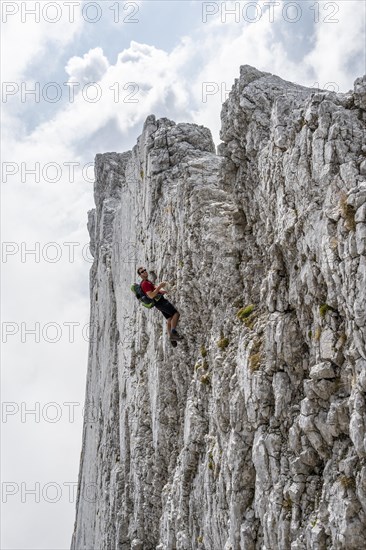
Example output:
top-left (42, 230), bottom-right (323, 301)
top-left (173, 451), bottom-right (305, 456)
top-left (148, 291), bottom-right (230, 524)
top-left (131, 283), bottom-right (158, 309)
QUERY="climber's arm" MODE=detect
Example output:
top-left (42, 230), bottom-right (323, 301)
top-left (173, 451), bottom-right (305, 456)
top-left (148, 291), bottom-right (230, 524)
top-left (146, 282), bottom-right (166, 299)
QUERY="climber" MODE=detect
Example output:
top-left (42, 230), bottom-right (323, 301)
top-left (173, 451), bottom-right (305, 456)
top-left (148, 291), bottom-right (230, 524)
top-left (137, 267), bottom-right (183, 343)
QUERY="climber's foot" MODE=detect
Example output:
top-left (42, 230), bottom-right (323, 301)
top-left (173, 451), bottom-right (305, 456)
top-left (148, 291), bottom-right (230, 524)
top-left (170, 331), bottom-right (183, 341)
top-left (170, 339), bottom-right (178, 347)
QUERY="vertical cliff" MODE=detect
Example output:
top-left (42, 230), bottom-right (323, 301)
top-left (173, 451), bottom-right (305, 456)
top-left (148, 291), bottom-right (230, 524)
top-left (71, 66), bottom-right (366, 550)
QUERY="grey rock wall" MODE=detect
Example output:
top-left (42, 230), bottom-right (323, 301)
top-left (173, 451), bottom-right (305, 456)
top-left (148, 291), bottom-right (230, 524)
top-left (71, 66), bottom-right (366, 550)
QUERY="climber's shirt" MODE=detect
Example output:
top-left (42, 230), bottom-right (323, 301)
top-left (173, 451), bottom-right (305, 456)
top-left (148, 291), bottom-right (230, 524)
top-left (141, 279), bottom-right (158, 296)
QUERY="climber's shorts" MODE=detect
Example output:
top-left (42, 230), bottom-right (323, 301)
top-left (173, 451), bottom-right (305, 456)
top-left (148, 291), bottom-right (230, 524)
top-left (154, 297), bottom-right (178, 319)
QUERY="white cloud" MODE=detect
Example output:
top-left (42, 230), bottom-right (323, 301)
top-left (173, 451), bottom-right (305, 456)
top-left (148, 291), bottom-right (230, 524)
top-left (5, 2), bottom-right (365, 164)
top-left (4, 39), bottom-right (197, 167)
top-left (303, 1), bottom-right (366, 91)
top-left (65, 47), bottom-right (110, 84)
top-left (2, 3), bottom-right (84, 82)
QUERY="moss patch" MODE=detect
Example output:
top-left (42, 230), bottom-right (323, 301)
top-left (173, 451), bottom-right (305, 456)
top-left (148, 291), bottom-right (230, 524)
top-left (248, 337), bottom-right (263, 372)
top-left (339, 475), bottom-right (355, 489)
top-left (282, 497), bottom-right (293, 509)
top-left (338, 332), bottom-right (347, 347)
top-left (217, 337), bottom-right (229, 349)
top-left (340, 193), bottom-right (356, 232)
top-left (249, 352), bottom-right (261, 372)
top-left (319, 303), bottom-right (332, 318)
top-left (195, 358), bottom-right (209, 371)
top-left (237, 305), bottom-right (257, 330)
top-left (237, 304), bottom-right (255, 319)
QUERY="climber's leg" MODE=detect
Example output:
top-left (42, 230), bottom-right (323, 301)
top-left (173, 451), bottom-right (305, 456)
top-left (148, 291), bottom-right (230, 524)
top-left (155, 298), bottom-right (177, 320)
top-left (155, 300), bottom-right (181, 339)
top-left (170, 312), bottom-right (180, 331)
top-left (169, 313), bottom-right (183, 340)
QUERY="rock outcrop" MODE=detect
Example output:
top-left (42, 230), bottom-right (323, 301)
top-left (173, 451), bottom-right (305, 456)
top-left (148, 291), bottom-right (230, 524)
top-left (71, 66), bottom-right (366, 550)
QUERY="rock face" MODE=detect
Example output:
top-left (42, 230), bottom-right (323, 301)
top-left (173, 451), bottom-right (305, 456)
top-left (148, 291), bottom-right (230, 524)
top-left (71, 66), bottom-right (366, 550)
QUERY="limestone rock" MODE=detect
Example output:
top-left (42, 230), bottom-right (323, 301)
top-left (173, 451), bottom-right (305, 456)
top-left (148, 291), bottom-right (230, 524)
top-left (71, 67), bottom-right (366, 550)
top-left (310, 362), bottom-right (336, 379)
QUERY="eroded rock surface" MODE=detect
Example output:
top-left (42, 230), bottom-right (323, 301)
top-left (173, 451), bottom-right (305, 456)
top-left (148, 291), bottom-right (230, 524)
top-left (71, 66), bottom-right (366, 550)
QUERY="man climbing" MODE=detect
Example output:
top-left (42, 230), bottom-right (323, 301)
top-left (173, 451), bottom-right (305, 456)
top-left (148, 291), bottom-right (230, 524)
top-left (137, 267), bottom-right (183, 343)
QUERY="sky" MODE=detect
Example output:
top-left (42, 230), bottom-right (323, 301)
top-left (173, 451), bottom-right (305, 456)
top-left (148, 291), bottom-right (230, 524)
top-left (1, 1), bottom-right (365, 548)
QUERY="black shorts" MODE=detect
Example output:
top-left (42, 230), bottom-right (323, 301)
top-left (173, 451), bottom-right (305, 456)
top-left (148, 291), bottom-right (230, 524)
top-left (154, 297), bottom-right (178, 320)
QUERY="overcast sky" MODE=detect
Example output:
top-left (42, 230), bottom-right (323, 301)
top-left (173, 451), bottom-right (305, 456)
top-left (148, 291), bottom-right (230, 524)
top-left (1, 1), bottom-right (365, 549)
